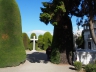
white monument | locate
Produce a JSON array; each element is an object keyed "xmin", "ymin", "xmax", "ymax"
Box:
[
  {"xmin": 74, "ymin": 21, "xmax": 96, "ymax": 65},
  {"xmin": 30, "ymin": 36, "xmax": 38, "ymax": 52}
]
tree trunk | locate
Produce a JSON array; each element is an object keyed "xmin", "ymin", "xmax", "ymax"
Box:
[
  {"xmin": 50, "ymin": 14, "xmax": 74, "ymax": 65},
  {"xmin": 88, "ymin": 1, "xmax": 96, "ymax": 45},
  {"xmin": 89, "ymin": 19, "xmax": 96, "ymax": 45}
]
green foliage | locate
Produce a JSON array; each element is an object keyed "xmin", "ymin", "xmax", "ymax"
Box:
[
  {"xmin": 28, "ymin": 43, "xmax": 32, "ymax": 50},
  {"xmin": 84, "ymin": 64, "xmax": 96, "ymax": 72},
  {"xmin": 30, "ymin": 33, "xmax": 37, "ymax": 39},
  {"xmin": 38, "ymin": 35, "xmax": 43, "ymax": 49},
  {"xmin": 40, "ymin": 1, "xmax": 66, "ymax": 25},
  {"xmin": 43, "ymin": 32, "xmax": 52, "ymax": 50},
  {"xmin": 0, "ymin": 0, "xmax": 26, "ymax": 67},
  {"xmin": 40, "ymin": 13, "xmax": 51, "ymax": 24},
  {"xmin": 22, "ymin": 33, "xmax": 30, "ymax": 50},
  {"xmin": 74, "ymin": 61, "xmax": 82, "ymax": 71},
  {"xmin": 53, "ymin": 21, "xmax": 57, "ymax": 25},
  {"xmin": 54, "ymin": 1, "xmax": 66, "ymax": 13},
  {"xmin": 50, "ymin": 48, "xmax": 60, "ymax": 64},
  {"xmin": 42, "ymin": 2, "xmax": 49, "ymax": 7},
  {"xmin": 76, "ymin": 36, "xmax": 84, "ymax": 48}
]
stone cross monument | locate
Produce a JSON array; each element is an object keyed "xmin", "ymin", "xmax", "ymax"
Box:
[{"xmin": 30, "ymin": 36, "xmax": 38, "ymax": 52}]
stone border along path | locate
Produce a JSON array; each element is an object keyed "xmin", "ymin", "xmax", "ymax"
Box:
[{"xmin": 0, "ymin": 50, "xmax": 76, "ymax": 72}]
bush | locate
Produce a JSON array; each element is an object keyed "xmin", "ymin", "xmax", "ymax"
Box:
[
  {"xmin": 84, "ymin": 64, "xmax": 96, "ymax": 72},
  {"xmin": 0, "ymin": 0, "xmax": 26, "ymax": 67},
  {"xmin": 74, "ymin": 61, "xmax": 82, "ymax": 71},
  {"xmin": 50, "ymin": 48, "xmax": 60, "ymax": 64}
]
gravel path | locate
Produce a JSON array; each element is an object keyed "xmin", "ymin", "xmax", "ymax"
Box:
[{"xmin": 0, "ymin": 51, "xmax": 76, "ymax": 72}]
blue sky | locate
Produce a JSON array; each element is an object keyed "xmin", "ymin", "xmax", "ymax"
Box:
[{"xmin": 16, "ymin": 0, "xmax": 82, "ymax": 37}]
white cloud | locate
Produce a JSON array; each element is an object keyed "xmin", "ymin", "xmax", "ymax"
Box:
[
  {"xmin": 28, "ymin": 30, "xmax": 53, "ymax": 37},
  {"xmin": 28, "ymin": 30, "xmax": 46, "ymax": 35}
]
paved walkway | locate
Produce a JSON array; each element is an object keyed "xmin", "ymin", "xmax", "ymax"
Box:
[{"xmin": 0, "ymin": 51, "xmax": 76, "ymax": 72}]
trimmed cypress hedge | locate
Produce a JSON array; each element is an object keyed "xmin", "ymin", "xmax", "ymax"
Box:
[
  {"xmin": 22, "ymin": 33, "xmax": 30, "ymax": 50},
  {"xmin": 38, "ymin": 35, "xmax": 43, "ymax": 49},
  {"xmin": 0, "ymin": 0, "xmax": 26, "ymax": 67},
  {"xmin": 43, "ymin": 32, "xmax": 52, "ymax": 50}
]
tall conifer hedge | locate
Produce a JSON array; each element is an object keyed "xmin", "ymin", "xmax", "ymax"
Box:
[
  {"xmin": 22, "ymin": 33, "xmax": 30, "ymax": 50},
  {"xmin": 43, "ymin": 32, "xmax": 52, "ymax": 50},
  {"xmin": 0, "ymin": 0, "xmax": 26, "ymax": 67}
]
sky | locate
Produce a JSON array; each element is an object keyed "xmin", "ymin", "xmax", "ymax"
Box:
[{"xmin": 16, "ymin": 0, "xmax": 83, "ymax": 38}]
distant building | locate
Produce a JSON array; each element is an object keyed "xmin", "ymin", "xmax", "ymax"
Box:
[
  {"xmin": 73, "ymin": 21, "xmax": 96, "ymax": 65},
  {"xmin": 82, "ymin": 21, "xmax": 96, "ymax": 50}
]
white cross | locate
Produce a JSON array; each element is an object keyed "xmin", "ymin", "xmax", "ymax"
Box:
[{"xmin": 30, "ymin": 36, "xmax": 38, "ymax": 52}]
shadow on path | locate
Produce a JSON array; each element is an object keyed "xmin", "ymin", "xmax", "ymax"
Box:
[
  {"xmin": 27, "ymin": 52, "xmax": 49, "ymax": 64},
  {"xmin": 69, "ymin": 67, "xmax": 76, "ymax": 70}
]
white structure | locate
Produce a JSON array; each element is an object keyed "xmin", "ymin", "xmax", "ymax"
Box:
[
  {"xmin": 30, "ymin": 36, "xmax": 38, "ymax": 52},
  {"xmin": 82, "ymin": 22, "xmax": 96, "ymax": 50},
  {"xmin": 75, "ymin": 49, "xmax": 96, "ymax": 65},
  {"xmin": 74, "ymin": 21, "xmax": 96, "ymax": 65}
]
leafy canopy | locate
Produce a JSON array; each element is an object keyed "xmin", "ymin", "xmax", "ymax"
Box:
[{"xmin": 40, "ymin": 0, "xmax": 66, "ymax": 25}]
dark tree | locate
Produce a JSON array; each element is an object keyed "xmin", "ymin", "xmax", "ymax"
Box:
[
  {"xmin": 40, "ymin": 0, "xmax": 96, "ymax": 64},
  {"xmin": 39, "ymin": 0, "xmax": 77, "ymax": 64}
]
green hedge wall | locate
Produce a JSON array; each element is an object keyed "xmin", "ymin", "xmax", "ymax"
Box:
[
  {"xmin": 0, "ymin": 0, "xmax": 26, "ymax": 67},
  {"xmin": 38, "ymin": 35, "xmax": 43, "ymax": 49},
  {"xmin": 22, "ymin": 33, "xmax": 30, "ymax": 50},
  {"xmin": 43, "ymin": 32, "xmax": 52, "ymax": 50}
]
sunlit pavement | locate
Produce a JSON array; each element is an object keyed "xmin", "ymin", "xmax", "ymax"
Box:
[{"xmin": 0, "ymin": 51, "xmax": 76, "ymax": 72}]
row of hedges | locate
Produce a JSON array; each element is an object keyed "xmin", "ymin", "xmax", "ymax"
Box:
[
  {"xmin": 22, "ymin": 32, "xmax": 53, "ymax": 51},
  {"xmin": 22, "ymin": 33, "xmax": 30, "ymax": 50}
]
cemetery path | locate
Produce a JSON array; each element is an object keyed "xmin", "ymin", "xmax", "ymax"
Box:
[{"xmin": 0, "ymin": 50, "xmax": 76, "ymax": 72}]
